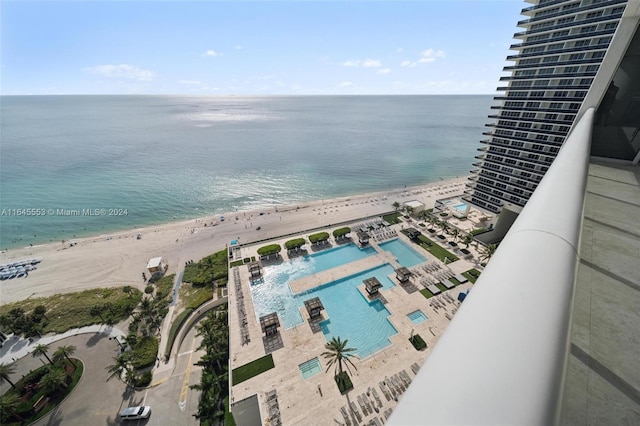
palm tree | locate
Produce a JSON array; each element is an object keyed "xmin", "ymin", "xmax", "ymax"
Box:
[
  {"xmin": 122, "ymin": 285, "xmax": 133, "ymax": 297},
  {"xmin": 106, "ymin": 353, "xmax": 131, "ymax": 383},
  {"xmin": 461, "ymin": 234, "xmax": 473, "ymax": 249},
  {"xmin": 32, "ymin": 343, "xmax": 53, "ymax": 365},
  {"xmin": 89, "ymin": 305, "xmax": 105, "ymax": 323},
  {"xmin": 405, "ymin": 205, "xmax": 415, "ymax": 217},
  {"xmin": 479, "ymin": 243, "xmax": 498, "ymax": 264},
  {"xmin": 418, "ymin": 210, "xmax": 430, "ymax": 223},
  {"xmin": 0, "ymin": 362, "xmax": 17, "ymax": 389},
  {"xmin": 0, "ymin": 393, "xmax": 24, "ymax": 421},
  {"xmin": 321, "ymin": 337, "xmax": 358, "ymax": 387},
  {"xmin": 53, "ymin": 345, "xmax": 77, "ymax": 367},
  {"xmin": 439, "ymin": 221, "xmax": 451, "ymax": 237},
  {"xmin": 451, "ymin": 228, "xmax": 460, "ymax": 243},
  {"xmin": 392, "ymin": 201, "xmax": 401, "ymax": 212},
  {"xmin": 40, "ymin": 367, "xmax": 68, "ymax": 395}
]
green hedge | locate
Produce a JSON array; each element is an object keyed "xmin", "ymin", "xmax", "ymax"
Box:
[
  {"xmin": 182, "ymin": 249, "xmax": 229, "ymax": 286},
  {"xmin": 332, "ymin": 227, "xmax": 351, "ymax": 238},
  {"xmin": 409, "ymin": 334, "xmax": 427, "ymax": 350},
  {"xmin": 130, "ymin": 336, "xmax": 159, "ymax": 369},
  {"xmin": 285, "ymin": 238, "xmax": 306, "ymax": 250},
  {"xmin": 229, "ymin": 259, "xmax": 243, "ymax": 268},
  {"xmin": 134, "ymin": 371, "xmax": 153, "ymax": 387},
  {"xmin": 470, "ymin": 228, "xmax": 488, "ymax": 236},
  {"xmin": 416, "ymin": 235, "xmax": 459, "ymax": 263},
  {"xmin": 164, "ymin": 308, "xmax": 194, "ymax": 358},
  {"xmin": 335, "ymin": 371, "xmax": 353, "ymax": 394},
  {"xmin": 308, "ymin": 232, "xmax": 330, "ymax": 243},
  {"xmin": 257, "ymin": 244, "xmax": 281, "ymax": 256},
  {"xmin": 462, "ymin": 269, "xmax": 481, "ymax": 283},
  {"xmin": 232, "ymin": 354, "xmax": 275, "ymax": 385}
]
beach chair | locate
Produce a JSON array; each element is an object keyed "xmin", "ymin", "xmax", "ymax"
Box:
[
  {"xmin": 371, "ymin": 387, "xmax": 383, "ymax": 408},
  {"xmin": 379, "ymin": 382, "xmax": 391, "ymax": 401},
  {"xmin": 340, "ymin": 406, "xmax": 352, "ymax": 426},
  {"xmin": 357, "ymin": 394, "xmax": 368, "ymax": 415},
  {"xmin": 350, "ymin": 402, "xmax": 362, "ymax": 422}
]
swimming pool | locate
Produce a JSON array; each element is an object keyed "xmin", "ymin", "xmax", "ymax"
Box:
[
  {"xmin": 452, "ymin": 203, "xmax": 468, "ymax": 212},
  {"xmin": 250, "ymin": 259, "xmax": 398, "ymax": 358},
  {"xmin": 299, "ymin": 357, "xmax": 322, "ymax": 379},
  {"xmin": 379, "ymin": 239, "xmax": 426, "ymax": 268},
  {"xmin": 407, "ymin": 310, "xmax": 427, "ymax": 324}
]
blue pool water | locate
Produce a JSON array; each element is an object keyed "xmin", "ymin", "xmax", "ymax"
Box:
[
  {"xmin": 453, "ymin": 203, "xmax": 468, "ymax": 212},
  {"xmin": 379, "ymin": 239, "xmax": 426, "ymax": 268},
  {"xmin": 407, "ymin": 310, "xmax": 427, "ymax": 324},
  {"xmin": 250, "ymin": 259, "xmax": 398, "ymax": 358},
  {"xmin": 299, "ymin": 357, "xmax": 322, "ymax": 379}
]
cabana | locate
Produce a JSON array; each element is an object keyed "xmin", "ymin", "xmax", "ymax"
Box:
[
  {"xmin": 395, "ymin": 267, "xmax": 413, "ymax": 283},
  {"xmin": 248, "ymin": 261, "xmax": 261, "ymax": 278},
  {"xmin": 259, "ymin": 313, "xmax": 280, "ymax": 336},
  {"xmin": 357, "ymin": 230, "xmax": 370, "ymax": 245},
  {"xmin": 304, "ymin": 297, "xmax": 324, "ymax": 320},
  {"xmin": 405, "ymin": 228, "xmax": 422, "ymax": 240},
  {"xmin": 364, "ymin": 277, "xmax": 383, "ymax": 295}
]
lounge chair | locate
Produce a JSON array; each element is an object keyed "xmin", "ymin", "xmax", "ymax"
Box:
[
  {"xmin": 371, "ymin": 387, "xmax": 383, "ymax": 408},
  {"xmin": 379, "ymin": 382, "xmax": 391, "ymax": 401},
  {"xmin": 340, "ymin": 406, "xmax": 352, "ymax": 426},
  {"xmin": 350, "ymin": 402, "xmax": 362, "ymax": 422},
  {"xmin": 357, "ymin": 394, "xmax": 368, "ymax": 415}
]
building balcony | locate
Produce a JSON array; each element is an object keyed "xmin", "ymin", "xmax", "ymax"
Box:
[
  {"xmin": 511, "ymin": 28, "xmax": 617, "ymax": 49},
  {"xmin": 506, "ymin": 43, "xmax": 611, "ymax": 60},
  {"xmin": 500, "ymin": 71, "xmax": 598, "ymax": 81},
  {"xmin": 513, "ymin": 13, "xmax": 622, "ymax": 37},
  {"xmin": 516, "ymin": 0, "xmax": 626, "ymax": 26}
]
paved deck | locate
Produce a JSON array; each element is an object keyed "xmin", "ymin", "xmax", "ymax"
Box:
[{"xmin": 228, "ymin": 221, "xmax": 480, "ymax": 425}]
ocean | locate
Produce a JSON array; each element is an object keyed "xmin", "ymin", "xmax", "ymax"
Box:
[{"xmin": 0, "ymin": 95, "xmax": 492, "ymax": 249}]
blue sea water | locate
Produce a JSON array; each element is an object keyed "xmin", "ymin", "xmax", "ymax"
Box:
[{"xmin": 0, "ymin": 95, "xmax": 491, "ymax": 248}]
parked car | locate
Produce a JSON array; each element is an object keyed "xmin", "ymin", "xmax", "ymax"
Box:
[{"xmin": 119, "ymin": 406, "xmax": 151, "ymax": 421}]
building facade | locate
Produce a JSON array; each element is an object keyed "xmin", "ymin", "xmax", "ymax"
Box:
[{"xmin": 465, "ymin": 0, "xmax": 628, "ymax": 217}]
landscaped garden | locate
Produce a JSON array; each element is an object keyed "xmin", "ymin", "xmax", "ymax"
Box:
[
  {"xmin": 0, "ymin": 349, "xmax": 82, "ymax": 425},
  {"xmin": 231, "ymin": 354, "xmax": 275, "ymax": 385}
]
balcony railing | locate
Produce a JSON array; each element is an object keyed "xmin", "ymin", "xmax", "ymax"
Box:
[{"xmin": 388, "ymin": 109, "xmax": 595, "ymax": 425}]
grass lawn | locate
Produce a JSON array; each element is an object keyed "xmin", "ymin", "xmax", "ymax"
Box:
[
  {"xmin": 232, "ymin": 354, "xmax": 275, "ymax": 385},
  {"xmin": 462, "ymin": 269, "xmax": 481, "ymax": 283},
  {"xmin": 182, "ymin": 249, "xmax": 229, "ymax": 286},
  {"xmin": 382, "ymin": 212, "xmax": 402, "ymax": 224},
  {"xmin": 154, "ymin": 274, "xmax": 175, "ymax": 301},
  {"xmin": 229, "ymin": 259, "xmax": 244, "ymax": 268},
  {"xmin": 415, "ymin": 235, "xmax": 459, "ymax": 263},
  {"xmin": 419, "ymin": 289, "xmax": 436, "ymax": 299},
  {"xmin": 179, "ymin": 283, "xmax": 213, "ymax": 309},
  {"xmin": 0, "ymin": 288, "xmax": 141, "ymax": 335}
]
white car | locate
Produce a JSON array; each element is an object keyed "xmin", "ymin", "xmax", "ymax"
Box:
[{"xmin": 119, "ymin": 406, "xmax": 151, "ymax": 421}]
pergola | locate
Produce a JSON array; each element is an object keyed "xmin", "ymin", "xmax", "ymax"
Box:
[
  {"xmin": 304, "ymin": 297, "xmax": 324, "ymax": 320},
  {"xmin": 357, "ymin": 230, "xmax": 370, "ymax": 245},
  {"xmin": 247, "ymin": 261, "xmax": 261, "ymax": 278},
  {"xmin": 395, "ymin": 267, "xmax": 413, "ymax": 283},
  {"xmin": 364, "ymin": 277, "xmax": 383, "ymax": 295},
  {"xmin": 405, "ymin": 227, "xmax": 422, "ymax": 240},
  {"xmin": 259, "ymin": 313, "xmax": 280, "ymax": 336}
]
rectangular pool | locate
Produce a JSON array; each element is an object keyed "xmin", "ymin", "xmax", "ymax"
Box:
[{"xmin": 379, "ymin": 239, "xmax": 426, "ymax": 268}]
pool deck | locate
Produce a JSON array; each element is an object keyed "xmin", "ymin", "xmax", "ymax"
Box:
[{"xmin": 229, "ymin": 222, "xmax": 481, "ymax": 425}]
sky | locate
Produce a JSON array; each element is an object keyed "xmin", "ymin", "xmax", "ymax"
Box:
[{"xmin": 1, "ymin": 1, "xmax": 525, "ymax": 95}]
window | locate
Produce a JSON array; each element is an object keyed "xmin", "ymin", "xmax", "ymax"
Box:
[
  {"xmin": 604, "ymin": 22, "xmax": 618, "ymax": 30},
  {"xmin": 547, "ymin": 43, "xmax": 564, "ymax": 51},
  {"xmin": 586, "ymin": 65, "xmax": 599, "ymax": 72},
  {"xmin": 557, "ymin": 17, "xmax": 575, "ymax": 24},
  {"xmin": 591, "ymin": 51, "xmax": 605, "ymax": 59},
  {"xmin": 564, "ymin": 66, "xmax": 579, "ymax": 73},
  {"xmin": 598, "ymin": 36, "xmax": 612, "ymax": 45},
  {"xmin": 554, "ymin": 91, "xmax": 568, "ymax": 97},
  {"xmin": 531, "ymin": 91, "xmax": 545, "ymax": 97},
  {"xmin": 574, "ymin": 40, "xmax": 591, "ymax": 47},
  {"xmin": 545, "ymin": 113, "xmax": 558, "ymax": 120},
  {"xmin": 569, "ymin": 53, "xmax": 585, "ymax": 60},
  {"xmin": 580, "ymin": 25, "xmax": 597, "ymax": 34},
  {"xmin": 550, "ymin": 102, "xmax": 563, "ymax": 109},
  {"xmin": 586, "ymin": 11, "xmax": 603, "ymax": 19},
  {"xmin": 543, "ymin": 55, "xmax": 560, "ymax": 63},
  {"xmin": 611, "ymin": 6, "xmax": 625, "ymax": 15},
  {"xmin": 522, "ymin": 112, "xmax": 536, "ymax": 118},
  {"xmin": 552, "ymin": 30, "xmax": 570, "ymax": 38}
]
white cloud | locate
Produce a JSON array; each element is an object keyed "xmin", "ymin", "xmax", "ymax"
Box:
[
  {"xmin": 418, "ymin": 57, "xmax": 436, "ymax": 64},
  {"xmin": 342, "ymin": 59, "xmax": 382, "ymax": 68},
  {"xmin": 362, "ymin": 59, "xmax": 382, "ymax": 68},
  {"xmin": 202, "ymin": 50, "xmax": 219, "ymax": 57},
  {"xmin": 342, "ymin": 60, "xmax": 361, "ymax": 67},
  {"xmin": 179, "ymin": 80, "xmax": 201, "ymax": 85},
  {"xmin": 339, "ymin": 81, "xmax": 353, "ymax": 88},
  {"xmin": 84, "ymin": 64, "xmax": 155, "ymax": 81},
  {"xmin": 377, "ymin": 68, "xmax": 391, "ymax": 75},
  {"xmin": 400, "ymin": 60, "xmax": 416, "ymax": 68},
  {"xmin": 397, "ymin": 48, "xmax": 404, "ymax": 53},
  {"xmin": 420, "ymin": 48, "xmax": 446, "ymax": 60}
]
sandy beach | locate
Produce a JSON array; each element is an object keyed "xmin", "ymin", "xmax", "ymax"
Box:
[{"xmin": 0, "ymin": 177, "xmax": 468, "ymax": 305}]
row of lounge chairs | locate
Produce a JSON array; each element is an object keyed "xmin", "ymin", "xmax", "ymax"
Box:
[
  {"xmin": 234, "ymin": 268, "xmax": 250, "ymax": 345},
  {"xmin": 372, "ymin": 229, "xmax": 397, "ymax": 242},
  {"xmin": 265, "ymin": 390, "xmax": 281, "ymax": 426}
]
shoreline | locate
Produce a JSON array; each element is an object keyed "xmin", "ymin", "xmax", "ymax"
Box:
[{"xmin": 0, "ymin": 176, "xmax": 469, "ymax": 305}]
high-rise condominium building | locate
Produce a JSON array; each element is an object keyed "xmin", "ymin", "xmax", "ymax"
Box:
[{"xmin": 465, "ymin": 0, "xmax": 638, "ymax": 240}]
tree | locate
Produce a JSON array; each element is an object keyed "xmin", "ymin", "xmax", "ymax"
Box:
[
  {"xmin": 461, "ymin": 234, "xmax": 473, "ymax": 249},
  {"xmin": 40, "ymin": 367, "xmax": 68, "ymax": 395},
  {"xmin": 0, "ymin": 393, "xmax": 24, "ymax": 422},
  {"xmin": 405, "ymin": 205, "xmax": 415, "ymax": 217},
  {"xmin": 53, "ymin": 345, "xmax": 77, "ymax": 367},
  {"xmin": 321, "ymin": 336, "xmax": 358, "ymax": 382},
  {"xmin": 479, "ymin": 243, "xmax": 498, "ymax": 263},
  {"xmin": 122, "ymin": 286, "xmax": 133, "ymax": 297},
  {"xmin": 32, "ymin": 343, "xmax": 54, "ymax": 365},
  {"xmin": 451, "ymin": 228, "xmax": 460, "ymax": 242},
  {"xmin": 440, "ymin": 221, "xmax": 451, "ymax": 236},
  {"xmin": 392, "ymin": 201, "xmax": 401, "ymax": 212},
  {"xmin": 418, "ymin": 210, "xmax": 430, "ymax": 223},
  {"xmin": 0, "ymin": 314, "xmax": 16, "ymax": 335},
  {"xmin": 0, "ymin": 362, "xmax": 17, "ymax": 389},
  {"xmin": 89, "ymin": 305, "xmax": 105, "ymax": 323},
  {"xmin": 106, "ymin": 353, "xmax": 132, "ymax": 383}
]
